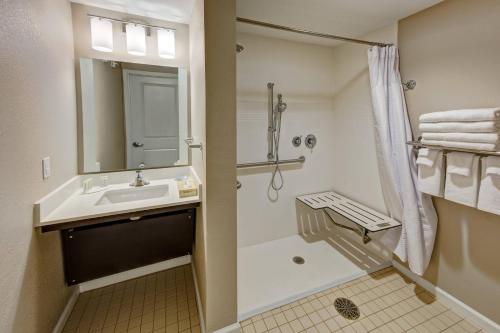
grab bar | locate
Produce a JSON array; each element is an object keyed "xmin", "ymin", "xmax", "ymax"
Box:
[{"xmin": 237, "ymin": 156, "xmax": 305, "ymax": 169}]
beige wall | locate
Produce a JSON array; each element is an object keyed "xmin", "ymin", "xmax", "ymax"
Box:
[
  {"xmin": 0, "ymin": 0, "xmax": 78, "ymax": 332},
  {"xmin": 191, "ymin": 0, "xmax": 238, "ymax": 331},
  {"xmin": 190, "ymin": 0, "xmax": 208, "ymax": 325},
  {"xmin": 399, "ymin": 0, "xmax": 500, "ymax": 323}
]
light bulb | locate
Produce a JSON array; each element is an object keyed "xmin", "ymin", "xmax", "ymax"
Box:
[
  {"xmin": 126, "ymin": 23, "xmax": 146, "ymax": 56},
  {"xmin": 90, "ymin": 17, "xmax": 113, "ymax": 52},
  {"xmin": 157, "ymin": 28, "xmax": 175, "ymax": 59}
]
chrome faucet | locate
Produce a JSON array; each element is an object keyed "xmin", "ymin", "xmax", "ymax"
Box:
[{"xmin": 130, "ymin": 170, "xmax": 149, "ymax": 187}]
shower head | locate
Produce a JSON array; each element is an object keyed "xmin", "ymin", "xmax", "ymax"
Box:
[
  {"xmin": 236, "ymin": 43, "xmax": 244, "ymax": 53},
  {"xmin": 276, "ymin": 94, "xmax": 287, "ymax": 112}
]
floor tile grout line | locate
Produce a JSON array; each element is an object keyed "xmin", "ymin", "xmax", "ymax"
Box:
[
  {"xmin": 438, "ymin": 319, "xmax": 482, "ymax": 333},
  {"xmin": 365, "ymin": 299, "xmax": 449, "ymax": 333},
  {"xmin": 402, "ymin": 308, "xmax": 455, "ymax": 332},
  {"xmin": 319, "ymin": 286, "xmax": 429, "ymax": 332},
  {"xmin": 245, "ymin": 269, "xmax": 426, "ymax": 330},
  {"xmin": 259, "ymin": 280, "xmax": 429, "ymax": 333}
]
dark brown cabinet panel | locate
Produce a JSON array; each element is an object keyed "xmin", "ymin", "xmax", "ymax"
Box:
[{"xmin": 61, "ymin": 209, "xmax": 195, "ymax": 285}]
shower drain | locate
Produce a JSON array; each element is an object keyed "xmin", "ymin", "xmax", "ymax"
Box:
[
  {"xmin": 292, "ymin": 256, "xmax": 305, "ymax": 264},
  {"xmin": 334, "ymin": 298, "xmax": 360, "ymax": 320}
]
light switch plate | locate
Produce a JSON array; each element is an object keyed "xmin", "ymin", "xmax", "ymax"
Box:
[{"xmin": 42, "ymin": 157, "xmax": 51, "ymax": 179}]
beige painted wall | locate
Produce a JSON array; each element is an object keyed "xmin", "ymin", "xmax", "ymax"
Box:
[
  {"xmin": 190, "ymin": 0, "xmax": 208, "ymax": 325},
  {"xmin": 399, "ymin": 0, "xmax": 500, "ymax": 323},
  {"xmin": 0, "ymin": 0, "xmax": 78, "ymax": 332},
  {"xmin": 191, "ymin": 0, "xmax": 238, "ymax": 331}
]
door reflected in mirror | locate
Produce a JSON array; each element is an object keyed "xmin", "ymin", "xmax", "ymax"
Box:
[{"xmin": 78, "ymin": 58, "xmax": 188, "ymax": 173}]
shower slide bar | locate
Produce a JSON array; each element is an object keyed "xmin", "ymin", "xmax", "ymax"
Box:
[
  {"xmin": 237, "ymin": 156, "xmax": 305, "ymax": 169},
  {"xmin": 297, "ymin": 191, "xmax": 401, "ymax": 244}
]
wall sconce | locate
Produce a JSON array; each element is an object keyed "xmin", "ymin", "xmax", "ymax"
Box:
[
  {"xmin": 125, "ymin": 23, "xmax": 146, "ymax": 56},
  {"xmin": 90, "ymin": 17, "xmax": 113, "ymax": 52},
  {"xmin": 157, "ymin": 28, "xmax": 175, "ymax": 59}
]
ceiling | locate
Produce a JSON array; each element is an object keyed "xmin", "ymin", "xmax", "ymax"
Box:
[
  {"xmin": 70, "ymin": 0, "xmax": 196, "ymax": 23},
  {"xmin": 237, "ymin": 0, "xmax": 443, "ymax": 46}
]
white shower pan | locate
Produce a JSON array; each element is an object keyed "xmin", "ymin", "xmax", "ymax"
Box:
[{"xmin": 238, "ymin": 232, "xmax": 391, "ymax": 320}]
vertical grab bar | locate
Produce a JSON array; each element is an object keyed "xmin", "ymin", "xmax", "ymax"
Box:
[{"xmin": 267, "ymin": 82, "xmax": 274, "ymax": 160}]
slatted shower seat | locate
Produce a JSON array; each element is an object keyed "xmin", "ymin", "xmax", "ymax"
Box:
[{"xmin": 296, "ymin": 191, "xmax": 401, "ymax": 244}]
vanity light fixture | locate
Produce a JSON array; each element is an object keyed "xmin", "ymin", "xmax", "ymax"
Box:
[
  {"xmin": 90, "ymin": 17, "xmax": 113, "ymax": 52},
  {"xmin": 157, "ymin": 28, "xmax": 175, "ymax": 59},
  {"xmin": 88, "ymin": 15, "xmax": 176, "ymax": 58},
  {"xmin": 126, "ymin": 23, "xmax": 146, "ymax": 56}
]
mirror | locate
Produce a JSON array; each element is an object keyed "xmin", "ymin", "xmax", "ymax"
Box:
[{"xmin": 77, "ymin": 58, "xmax": 189, "ymax": 173}]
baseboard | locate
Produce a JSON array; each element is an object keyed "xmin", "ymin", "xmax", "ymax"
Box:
[
  {"xmin": 79, "ymin": 255, "xmax": 191, "ymax": 292},
  {"xmin": 212, "ymin": 322, "xmax": 241, "ymax": 333},
  {"xmin": 392, "ymin": 260, "xmax": 500, "ymax": 333},
  {"xmin": 52, "ymin": 287, "xmax": 79, "ymax": 333},
  {"xmin": 238, "ymin": 260, "xmax": 392, "ymax": 321},
  {"xmin": 191, "ymin": 260, "xmax": 206, "ymax": 333}
]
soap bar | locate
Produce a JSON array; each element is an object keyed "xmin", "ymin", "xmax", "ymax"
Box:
[{"xmin": 177, "ymin": 178, "xmax": 198, "ymax": 198}]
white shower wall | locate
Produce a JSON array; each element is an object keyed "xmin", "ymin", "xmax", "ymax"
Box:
[{"xmin": 237, "ymin": 26, "xmax": 397, "ymax": 247}]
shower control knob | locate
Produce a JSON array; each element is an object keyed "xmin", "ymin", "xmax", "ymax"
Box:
[
  {"xmin": 305, "ymin": 134, "xmax": 317, "ymax": 149},
  {"xmin": 292, "ymin": 135, "xmax": 302, "ymax": 147}
]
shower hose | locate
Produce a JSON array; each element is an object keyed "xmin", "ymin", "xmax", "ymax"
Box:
[{"xmin": 271, "ymin": 106, "xmax": 284, "ymax": 191}]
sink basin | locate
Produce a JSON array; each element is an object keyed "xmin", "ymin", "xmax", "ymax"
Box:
[{"xmin": 95, "ymin": 184, "xmax": 170, "ymax": 206}]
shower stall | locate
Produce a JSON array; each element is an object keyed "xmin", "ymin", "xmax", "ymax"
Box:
[{"xmin": 236, "ymin": 17, "xmax": 399, "ymax": 320}]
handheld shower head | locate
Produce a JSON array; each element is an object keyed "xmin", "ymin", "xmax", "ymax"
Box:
[{"xmin": 276, "ymin": 94, "xmax": 287, "ymax": 112}]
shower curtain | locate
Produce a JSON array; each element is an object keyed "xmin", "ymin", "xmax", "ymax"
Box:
[{"xmin": 367, "ymin": 46, "xmax": 437, "ymax": 275}]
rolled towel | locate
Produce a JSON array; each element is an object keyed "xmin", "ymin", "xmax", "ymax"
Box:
[
  {"xmin": 421, "ymin": 139, "xmax": 498, "ymax": 152},
  {"xmin": 420, "ymin": 108, "xmax": 500, "ymax": 123},
  {"xmin": 477, "ymin": 156, "xmax": 500, "ymax": 215},
  {"xmin": 444, "ymin": 152, "xmax": 480, "ymax": 207},
  {"xmin": 421, "ymin": 132, "xmax": 499, "ymax": 144},
  {"xmin": 419, "ymin": 121, "xmax": 500, "ymax": 133}
]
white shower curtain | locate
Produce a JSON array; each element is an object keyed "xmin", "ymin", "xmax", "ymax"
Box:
[{"xmin": 367, "ymin": 46, "xmax": 437, "ymax": 275}]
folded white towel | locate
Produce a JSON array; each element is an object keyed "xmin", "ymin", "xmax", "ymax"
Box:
[
  {"xmin": 421, "ymin": 139, "xmax": 498, "ymax": 152},
  {"xmin": 420, "ymin": 108, "xmax": 500, "ymax": 123},
  {"xmin": 417, "ymin": 149, "xmax": 444, "ymax": 197},
  {"xmin": 477, "ymin": 156, "xmax": 500, "ymax": 215},
  {"xmin": 419, "ymin": 121, "xmax": 500, "ymax": 133},
  {"xmin": 446, "ymin": 152, "xmax": 474, "ymax": 176},
  {"xmin": 416, "ymin": 148, "xmax": 439, "ymax": 167},
  {"xmin": 422, "ymin": 132, "xmax": 499, "ymax": 144},
  {"xmin": 444, "ymin": 153, "xmax": 480, "ymax": 207}
]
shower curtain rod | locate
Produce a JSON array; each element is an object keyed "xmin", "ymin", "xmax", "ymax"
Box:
[{"xmin": 236, "ymin": 17, "xmax": 392, "ymax": 47}]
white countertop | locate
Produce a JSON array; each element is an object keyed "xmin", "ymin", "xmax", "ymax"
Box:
[{"xmin": 35, "ymin": 167, "xmax": 202, "ymax": 228}]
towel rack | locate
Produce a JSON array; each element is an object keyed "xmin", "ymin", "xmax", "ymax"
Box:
[
  {"xmin": 407, "ymin": 140, "xmax": 500, "ymax": 157},
  {"xmin": 237, "ymin": 156, "xmax": 305, "ymax": 169}
]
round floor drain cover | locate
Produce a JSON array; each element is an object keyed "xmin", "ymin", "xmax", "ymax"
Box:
[
  {"xmin": 334, "ymin": 298, "xmax": 360, "ymax": 320},
  {"xmin": 292, "ymin": 256, "xmax": 305, "ymax": 264}
]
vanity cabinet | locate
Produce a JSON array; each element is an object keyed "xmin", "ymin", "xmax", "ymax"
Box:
[{"xmin": 61, "ymin": 208, "xmax": 195, "ymax": 285}]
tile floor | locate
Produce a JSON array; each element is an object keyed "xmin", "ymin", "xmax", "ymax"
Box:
[
  {"xmin": 240, "ymin": 267, "xmax": 482, "ymax": 333},
  {"xmin": 62, "ymin": 265, "xmax": 200, "ymax": 333}
]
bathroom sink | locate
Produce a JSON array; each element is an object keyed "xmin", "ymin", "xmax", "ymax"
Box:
[{"xmin": 95, "ymin": 184, "xmax": 170, "ymax": 206}]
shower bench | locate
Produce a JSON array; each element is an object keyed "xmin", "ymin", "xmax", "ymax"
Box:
[{"xmin": 296, "ymin": 191, "xmax": 401, "ymax": 244}]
